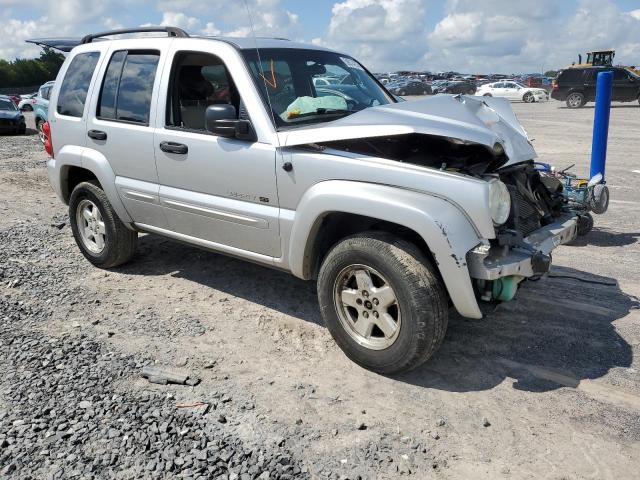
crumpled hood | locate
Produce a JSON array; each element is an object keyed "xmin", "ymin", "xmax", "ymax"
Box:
[{"xmin": 279, "ymin": 95, "xmax": 537, "ymax": 165}]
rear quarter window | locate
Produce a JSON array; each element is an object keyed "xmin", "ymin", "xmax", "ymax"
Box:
[
  {"xmin": 97, "ymin": 50, "xmax": 159, "ymax": 124},
  {"xmin": 56, "ymin": 52, "xmax": 100, "ymax": 117},
  {"xmin": 557, "ymin": 69, "xmax": 584, "ymax": 84}
]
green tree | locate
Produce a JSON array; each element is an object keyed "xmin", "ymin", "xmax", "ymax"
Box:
[
  {"xmin": 0, "ymin": 47, "xmax": 65, "ymax": 88},
  {"xmin": 544, "ymin": 70, "xmax": 558, "ymax": 78}
]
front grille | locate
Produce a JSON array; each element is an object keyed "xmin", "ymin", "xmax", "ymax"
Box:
[{"xmin": 510, "ymin": 189, "xmax": 542, "ymax": 237}]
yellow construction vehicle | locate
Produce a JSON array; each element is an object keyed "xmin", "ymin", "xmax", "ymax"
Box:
[{"xmin": 571, "ymin": 50, "xmax": 640, "ymax": 75}]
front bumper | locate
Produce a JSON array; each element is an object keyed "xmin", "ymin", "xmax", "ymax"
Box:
[
  {"xmin": 466, "ymin": 214, "xmax": 578, "ymax": 280},
  {"xmin": 530, "ymin": 91, "xmax": 548, "ymax": 102}
]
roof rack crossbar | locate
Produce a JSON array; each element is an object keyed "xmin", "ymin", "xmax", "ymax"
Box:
[{"xmin": 80, "ymin": 26, "xmax": 189, "ymax": 44}]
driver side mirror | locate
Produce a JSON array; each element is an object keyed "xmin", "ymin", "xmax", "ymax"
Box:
[{"xmin": 205, "ymin": 104, "xmax": 256, "ymax": 142}]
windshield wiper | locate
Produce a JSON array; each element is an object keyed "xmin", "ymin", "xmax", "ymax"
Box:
[{"xmin": 290, "ymin": 108, "xmax": 353, "ymax": 119}]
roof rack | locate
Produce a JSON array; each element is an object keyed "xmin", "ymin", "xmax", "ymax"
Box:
[{"xmin": 80, "ymin": 26, "xmax": 189, "ymax": 45}]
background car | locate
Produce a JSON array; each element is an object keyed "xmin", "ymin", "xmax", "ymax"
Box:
[
  {"xmin": 34, "ymin": 81, "xmax": 55, "ymax": 142},
  {"xmin": 476, "ymin": 81, "xmax": 548, "ymax": 102},
  {"xmin": 435, "ymin": 80, "xmax": 476, "ymax": 95},
  {"xmin": 0, "ymin": 95, "xmax": 27, "ymax": 135},
  {"xmin": 18, "ymin": 93, "xmax": 37, "ymax": 111},
  {"xmin": 551, "ymin": 66, "xmax": 640, "ymax": 108},
  {"xmin": 386, "ymin": 80, "xmax": 431, "ymax": 96}
]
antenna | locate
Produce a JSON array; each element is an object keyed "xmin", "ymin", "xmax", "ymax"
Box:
[{"xmin": 242, "ymin": 0, "xmax": 280, "ymax": 134}]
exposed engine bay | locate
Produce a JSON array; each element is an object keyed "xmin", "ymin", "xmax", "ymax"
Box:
[
  {"xmin": 316, "ymin": 134, "xmax": 604, "ymax": 249},
  {"xmin": 318, "ymin": 133, "xmax": 509, "ymax": 177}
]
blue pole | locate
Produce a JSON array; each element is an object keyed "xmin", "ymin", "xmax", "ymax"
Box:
[{"xmin": 590, "ymin": 71, "xmax": 613, "ymax": 181}]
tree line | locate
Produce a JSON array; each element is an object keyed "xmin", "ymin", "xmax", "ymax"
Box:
[{"xmin": 0, "ymin": 48, "xmax": 65, "ymax": 89}]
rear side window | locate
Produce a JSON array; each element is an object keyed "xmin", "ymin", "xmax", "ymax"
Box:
[
  {"xmin": 41, "ymin": 86, "xmax": 52, "ymax": 100},
  {"xmin": 57, "ymin": 52, "xmax": 100, "ymax": 117},
  {"xmin": 97, "ymin": 50, "xmax": 159, "ymax": 124},
  {"xmin": 557, "ymin": 69, "xmax": 583, "ymax": 83},
  {"xmin": 613, "ymin": 69, "xmax": 630, "ymax": 81}
]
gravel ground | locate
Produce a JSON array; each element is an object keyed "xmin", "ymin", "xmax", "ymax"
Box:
[{"xmin": 1, "ymin": 103, "xmax": 639, "ymax": 479}]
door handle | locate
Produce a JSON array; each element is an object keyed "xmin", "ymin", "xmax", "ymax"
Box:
[
  {"xmin": 160, "ymin": 141, "xmax": 188, "ymax": 155},
  {"xmin": 87, "ymin": 129, "xmax": 107, "ymax": 141}
]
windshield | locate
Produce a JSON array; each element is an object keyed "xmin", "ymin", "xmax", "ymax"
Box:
[
  {"xmin": 0, "ymin": 99, "xmax": 16, "ymax": 111},
  {"xmin": 242, "ymin": 48, "xmax": 394, "ymax": 128}
]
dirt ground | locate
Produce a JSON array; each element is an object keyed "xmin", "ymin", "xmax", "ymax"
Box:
[{"xmin": 1, "ymin": 99, "xmax": 639, "ymax": 479}]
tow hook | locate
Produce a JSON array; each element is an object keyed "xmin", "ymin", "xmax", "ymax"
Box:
[{"xmin": 531, "ymin": 251, "xmax": 551, "ymax": 275}]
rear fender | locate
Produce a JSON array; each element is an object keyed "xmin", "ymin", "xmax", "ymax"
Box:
[
  {"xmin": 289, "ymin": 180, "xmax": 483, "ymax": 319},
  {"xmin": 80, "ymin": 148, "xmax": 133, "ymax": 224}
]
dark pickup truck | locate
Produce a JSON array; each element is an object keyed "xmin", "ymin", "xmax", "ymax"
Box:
[{"xmin": 551, "ymin": 66, "xmax": 640, "ymax": 108}]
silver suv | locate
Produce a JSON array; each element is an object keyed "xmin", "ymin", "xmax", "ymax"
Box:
[{"xmin": 37, "ymin": 27, "xmax": 585, "ymax": 373}]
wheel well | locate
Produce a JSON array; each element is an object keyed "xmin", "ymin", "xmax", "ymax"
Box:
[
  {"xmin": 304, "ymin": 212, "xmax": 436, "ymax": 280},
  {"xmin": 62, "ymin": 166, "xmax": 101, "ymax": 203}
]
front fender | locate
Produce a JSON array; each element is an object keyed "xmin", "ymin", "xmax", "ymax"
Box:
[{"xmin": 289, "ymin": 180, "xmax": 483, "ymax": 319}]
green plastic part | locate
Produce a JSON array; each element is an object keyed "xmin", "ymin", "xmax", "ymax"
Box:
[{"xmin": 492, "ymin": 276, "xmax": 521, "ymax": 302}]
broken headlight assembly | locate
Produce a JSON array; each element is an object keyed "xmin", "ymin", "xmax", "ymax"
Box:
[{"xmin": 487, "ymin": 178, "xmax": 511, "ymax": 225}]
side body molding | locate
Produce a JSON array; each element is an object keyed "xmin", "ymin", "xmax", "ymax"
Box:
[{"xmin": 287, "ymin": 180, "xmax": 483, "ymax": 319}]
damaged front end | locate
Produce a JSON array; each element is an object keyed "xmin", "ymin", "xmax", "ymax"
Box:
[{"xmin": 282, "ymin": 94, "xmax": 605, "ymax": 306}]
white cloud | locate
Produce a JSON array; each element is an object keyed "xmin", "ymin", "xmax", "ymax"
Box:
[
  {"xmin": 424, "ymin": 0, "xmax": 640, "ymax": 73},
  {"xmin": 2, "ymin": 0, "xmax": 640, "ymax": 76},
  {"xmin": 320, "ymin": 0, "xmax": 430, "ymax": 71},
  {"xmin": 158, "ymin": 11, "xmax": 201, "ymax": 31}
]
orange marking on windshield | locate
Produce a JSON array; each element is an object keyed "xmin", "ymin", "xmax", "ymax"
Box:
[{"xmin": 260, "ymin": 59, "xmax": 277, "ymax": 89}]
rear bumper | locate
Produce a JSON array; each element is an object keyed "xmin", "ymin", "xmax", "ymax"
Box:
[
  {"xmin": 466, "ymin": 214, "xmax": 578, "ymax": 280},
  {"xmin": 0, "ymin": 124, "xmax": 23, "ymax": 134},
  {"xmin": 550, "ymin": 91, "xmax": 564, "ymax": 101}
]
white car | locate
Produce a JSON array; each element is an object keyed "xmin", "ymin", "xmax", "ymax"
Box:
[
  {"xmin": 18, "ymin": 93, "xmax": 37, "ymax": 111},
  {"xmin": 476, "ymin": 81, "xmax": 548, "ymax": 103}
]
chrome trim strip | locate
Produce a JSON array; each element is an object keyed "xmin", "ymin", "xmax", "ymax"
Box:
[
  {"xmin": 122, "ymin": 190, "xmax": 157, "ymax": 203},
  {"xmin": 161, "ymin": 198, "xmax": 268, "ymax": 229}
]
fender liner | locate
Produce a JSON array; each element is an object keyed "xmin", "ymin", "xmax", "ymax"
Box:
[{"xmin": 288, "ymin": 180, "xmax": 483, "ymax": 319}]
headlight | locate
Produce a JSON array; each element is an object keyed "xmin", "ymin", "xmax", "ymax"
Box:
[{"xmin": 488, "ymin": 179, "xmax": 511, "ymax": 225}]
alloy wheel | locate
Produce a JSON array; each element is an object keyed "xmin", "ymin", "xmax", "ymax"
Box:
[
  {"xmin": 76, "ymin": 199, "xmax": 106, "ymax": 254},
  {"xmin": 567, "ymin": 93, "xmax": 583, "ymax": 108},
  {"xmin": 333, "ymin": 264, "xmax": 401, "ymax": 350}
]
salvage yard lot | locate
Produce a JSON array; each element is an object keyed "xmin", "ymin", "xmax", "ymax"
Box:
[{"xmin": 1, "ymin": 100, "xmax": 639, "ymax": 478}]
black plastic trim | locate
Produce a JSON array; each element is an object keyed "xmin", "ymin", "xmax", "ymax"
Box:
[{"xmin": 81, "ymin": 26, "xmax": 188, "ymax": 45}]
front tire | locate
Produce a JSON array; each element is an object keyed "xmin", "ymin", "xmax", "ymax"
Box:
[
  {"xmin": 483, "ymin": 93, "xmax": 492, "ymax": 97},
  {"xmin": 523, "ymin": 92, "xmax": 535, "ymax": 103},
  {"xmin": 69, "ymin": 181, "xmax": 137, "ymax": 268},
  {"xmin": 317, "ymin": 232, "xmax": 448, "ymax": 374},
  {"xmin": 576, "ymin": 213, "xmax": 594, "ymax": 236}
]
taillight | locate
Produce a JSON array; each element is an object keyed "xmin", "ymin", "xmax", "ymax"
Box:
[{"xmin": 43, "ymin": 121, "xmax": 53, "ymax": 157}]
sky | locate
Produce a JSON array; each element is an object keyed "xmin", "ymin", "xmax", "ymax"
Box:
[{"xmin": 1, "ymin": 0, "xmax": 640, "ymax": 74}]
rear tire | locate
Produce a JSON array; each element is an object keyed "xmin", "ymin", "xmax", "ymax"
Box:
[
  {"xmin": 69, "ymin": 181, "xmax": 137, "ymax": 268},
  {"xmin": 36, "ymin": 119, "xmax": 46, "ymax": 144},
  {"xmin": 566, "ymin": 92, "xmax": 585, "ymax": 108},
  {"xmin": 317, "ymin": 232, "xmax": 448, "ymax": 374}
]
